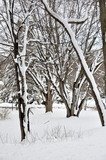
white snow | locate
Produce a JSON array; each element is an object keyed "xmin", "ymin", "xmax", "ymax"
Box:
[
  {"xmin": 0, "ymin": 81, "xmax": 4, "ymax": 86},
  {"xmin": 68, "ymin": 12, "xmax": 88, "ymax": 23},
  {"xmin": 0, "ymin": 103, "xmax": 106, "ymax": 160},
  {"xmin": 0, "ymin": 103, "xmax": 15, "ymax": 108}
]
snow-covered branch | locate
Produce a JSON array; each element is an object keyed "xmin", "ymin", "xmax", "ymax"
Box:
[
  {"xmin": 0, "ymin": 42, "xmax": 13, "ymax": 47},
  {"xmin": 68, "ymin": 14, "xmax": 88, "ymax": 24}
]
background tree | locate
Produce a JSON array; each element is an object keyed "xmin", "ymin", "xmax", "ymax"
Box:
[{"xmin": 41, "ymin": 0, "xmax": 106, "ymax": 126}]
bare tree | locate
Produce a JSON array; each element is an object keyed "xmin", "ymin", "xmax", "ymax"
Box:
[
  {"xmin": 41, "ymin": 0, "xmax": 106, "ymax": 126},
  {"xmin": 0, "ymin": 0, "xmax": 36, "ymax": 141},
  {"xmin": 70, "ymin": 1, "xmax": 101, "ymax": 116}
]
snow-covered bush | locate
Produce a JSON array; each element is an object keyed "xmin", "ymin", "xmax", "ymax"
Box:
[
  {"xmin": 28, "ymin": 126, "xmax": 83, "ymax": 143},
  {"xmin": 43, "ymin": 126, "xmax": 83, "ymax": 142},
  {"xmin": 0, "ymin": 109, "xmax": 10, "ymax": 120}
]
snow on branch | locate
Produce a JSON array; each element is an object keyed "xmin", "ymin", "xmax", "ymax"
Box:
[
  {"xmin": 27, "ymin": 39, "xmax": 52, "ymax": 45},
  {"xmin": 91, "ymin": 51, "xmax": 103, "ymax": 73},
  {"xmin": 68, "ymin": 14, "xmax": 88, "ymax": 24},
  {"xmin": 0, "ymin": 42, "xmax": 13, "ymax": 47}
]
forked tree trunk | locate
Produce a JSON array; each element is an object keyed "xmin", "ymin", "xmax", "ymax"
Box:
[
  {"xmin": 58, "ymin": 79, "xmax": 73, "ymax": 117},
  {"xmin": 66, "ymin": 103, "xmax": 73, "ymax": 117},
  {"xmin": 5, "ymin": 0, "xmax": 29, "ymax": 141},
  {"xmin": 71, "ymin": 68, "xmax": 84, "ymax": 112}
]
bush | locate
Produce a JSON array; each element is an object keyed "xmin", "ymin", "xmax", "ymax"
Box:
[
  {"xmin": 28, "ymin": 126, "xmax": 83, "ymax": 143},
  {"xmin": 0, "ymin": 108, "xmax": 10, "ymax": 120}
]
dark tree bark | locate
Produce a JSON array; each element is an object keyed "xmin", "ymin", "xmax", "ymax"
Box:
[
  {"xmin": 71, "ymin": 70, "xmax": 84, "ymax": 115},
  {"xmin": 59, "ymin": 79, "xmax": 72, "ymax": 117},
  {"xmin": 45, "ymin": 80, "xmax": 53, "ymax": 112},
  {"xmin": 99, "ymin": 0, "xmax": 106, "ymax": 95},
  {"xmin": 14, "ymin": 40, "xmax": 26, "ymax": 141},
  {"xmin": 4, "ymin": 1, "xmax": 27, "ymax": 141},
  {"xmin": 76, "ymin": 98, "xmax": 86, "ymax": 117}
]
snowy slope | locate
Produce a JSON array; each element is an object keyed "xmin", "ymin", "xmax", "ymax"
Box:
[{"xmin": 0, "ymin": 107, "xmax": 106, "ymax": 160}]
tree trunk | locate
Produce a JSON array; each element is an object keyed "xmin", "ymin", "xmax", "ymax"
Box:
[
  {"xmin": 66, "ymin": 104, "xmax": 72, "ymax": 118},
  {"xmin": 99, "ymin": 0, "xmax": 106, "ymax": 95},
  {"xmin": 27, "ymin": 108, "xmax": 30, "ymax": 132},
  {"xmin": 71, "ymin": 81, "xmax": 79, "ymax": 116},
  {"xmin": 59, "ymin": 79, "xmax": 73, "ymax": 117},
  {"xmin": 45, "ymin": 80, "xmax": 53, "ymax": 112},
  {"xmin": 14, "ymin": 41, "xmax": 26, "ymax": 141},
  {"xmin": 76, "ymin": 98, "xmax": 86, "ymax": 117}
]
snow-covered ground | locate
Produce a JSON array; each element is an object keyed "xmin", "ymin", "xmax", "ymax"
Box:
[{"xmin": 0, "ymin": 104, "xmax": 106, "ymax": 160}]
